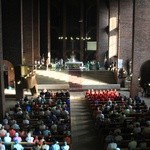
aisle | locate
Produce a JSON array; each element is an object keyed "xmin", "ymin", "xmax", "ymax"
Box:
[{"xmin": 70, "ymin": 92, "xmax": 100, "ymax": 150}]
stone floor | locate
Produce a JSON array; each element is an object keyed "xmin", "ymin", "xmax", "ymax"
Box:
[{"xmin": 70, "ymin": 92, "xmax": 100, "ymax": 150}]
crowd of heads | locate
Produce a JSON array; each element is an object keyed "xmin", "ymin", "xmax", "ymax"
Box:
[
  {"xmin": 86, "ymin": 89, "xmax": 150, "ymax": 150},
  {"xmin": 0, "ymin": 89, "xmax": 71, "ymax": 150}
]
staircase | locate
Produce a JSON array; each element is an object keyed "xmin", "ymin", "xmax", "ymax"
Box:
[
  {"xmin": 81, "ymin": 70, "xmax": 119, "ymax": 90},
  {"xmin": 35, "ymin": 69, "xmax": 120, "ymax": 90},
  {"xmin": 81, "ymin": 70, "xmax": 117, "ymax": 84}
]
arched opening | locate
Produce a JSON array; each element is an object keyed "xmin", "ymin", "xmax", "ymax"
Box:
[
  {"xmin": 140, "ymin": 60, "xmax": 150, "ymax": 97},
  {"xmin": 3, "ymin": 60, "xmax": 15, "ymax": 89}
]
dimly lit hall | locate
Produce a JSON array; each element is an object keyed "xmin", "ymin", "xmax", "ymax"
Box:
[{"xmin": 0, "ymin": 0, "xmax": 150, "ymax": 150}]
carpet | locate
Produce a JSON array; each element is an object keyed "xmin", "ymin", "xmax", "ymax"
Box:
[{"xmin": 68, "ymin": 70, "xmax": 82, "ymax": 91}]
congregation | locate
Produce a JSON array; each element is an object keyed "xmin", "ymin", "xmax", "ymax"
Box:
[
  {"xmin": 0, "ymin": 89, "xmax": 71, "ymax": 150},
  {"xmin": 1, "ymin": 88, "xmax": 150, "ymax": 150},
  {"xmin": 85, "ymin": 89, "xmax": 150, "ymax": 150}
]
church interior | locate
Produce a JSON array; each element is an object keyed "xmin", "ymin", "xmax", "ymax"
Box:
[{"xmin": 0, "ymin": 0, "xmax": 150, "ymax": 149}]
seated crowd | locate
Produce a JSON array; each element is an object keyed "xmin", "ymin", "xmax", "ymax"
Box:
[
  {"xmin": 0, "ymin": 89, "xmax": 71, "ymax": 150},
  {"xmin": 85, "ymin": 89, "xmax": 150, "ymax": 150}
]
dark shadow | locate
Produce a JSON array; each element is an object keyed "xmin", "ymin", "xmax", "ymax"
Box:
[{"xmin": 140, "ymin": 60, "xmax": 150, "ymax": 96}]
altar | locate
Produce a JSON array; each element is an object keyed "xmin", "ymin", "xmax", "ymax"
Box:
[
  {"xmin": 65, "ymin": 51, "xmax": 84, "ymax": 70},
  {"xmin": 65, "ymin": 61, "xmax": 83, "ymax": 70}
]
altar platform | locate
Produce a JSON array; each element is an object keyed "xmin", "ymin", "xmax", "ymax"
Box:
[
  {"xmin": 5, "ymin": 69, "xmax": 120, "ymax": 98},
  {"xmin": 35, "ymin": 69, "xmax": 120, "ymax": 91},
  {"xmin": 65, "ymin": 61, "xmax": 84, "ymax": 70}
]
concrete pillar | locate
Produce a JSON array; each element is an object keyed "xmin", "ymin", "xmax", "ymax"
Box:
[
  {"xmin": 21, "ymin": 0, "xmax": 34, "ymax": 65},
  {"xmin": 47, "ymin": 0, "xmax": 51, "ymax": 63},
  {"xmin": 118, "ymin": 0, "xmax": 133, "ymax": 70},
  {"xmin": 2, "ymin": 0, "xmax": 22, "ymax": 64},
  {"xmin": 40, "ymin": 0, "xmax": 49, "ymax": 59},
  {"xmin": 130, "ymin": 0, "xmax": 150, "ymax": 97},
  {"xmin": 33, "ymin": 0, "xmax": 40, "ymax": 61},
  {"xmin": 14, "ymin": 66, "xmax": 24, "ymax": 100},
  {"xmin": 80, "ymin": 1, "xmax": 84, "ymax": 61},
  {"xmin": 62, "ymin": 0, "xmax": 67, "ymax": 60},
  {"xmin": 0, "ymin": 0, "xmax": 5, "ymax": 119},
  {"xmin": 97, "ymin": 0, "xmax": 109, "ymax": 66},
  {"xmin": 2, "ymin": 0, "xmax": 24, "ymax": 100},
  {"xmin": 108, "ymin": 0, "xmax": 118, "ymax": 60}
]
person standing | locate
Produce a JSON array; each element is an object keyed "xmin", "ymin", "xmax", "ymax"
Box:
[{"xmin": 45, "ymin": 57, "xmax": 50, "ymax": 70}]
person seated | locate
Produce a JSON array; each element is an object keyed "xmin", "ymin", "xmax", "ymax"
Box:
[
  {"xmin": 33, "ymin": 142, "xmax": 41, "ymax": 150},
  {"xmin": 44, "ymin": 107, "xmax": 52, "ymax": 116},
  {"xmin": 133, "ymin": 123, "xmax": 141, "ymax": 134},
  {"xmin": 0, "ymin": 126, "xmax": 7, "ymax": 137},
  {"xmin": 39, "ymin": 136, "xmax": 45, "ymax": 146},
  {"xmin": 40, "ymin": 89, "xmax": 45, "ymax": 97},
  {"xmin": 18, "ymin": 129, "xmax": 27, "ymax": 137},
  {"xmin": 16, "ymin": 108, "xmax": 23, "ymax": 115},
  {"xmin": 3, "ymin": 132, "xmax": 12, "ymax": 143},
  {"xmin": 3, "ymin": 122, "xmax": 10, "ymax": 131},
  {"xmin": 22, "ymin": 117, "xmax": 30, "ymax": 128},
  {"xmin": 128, "ymin": 136, "xmax": 137, "ymax": 150},
  {"xmin": 45, "ymin": 89, "xmax": 51, "ymax": 99},
  {"xmin": 13, "ymin": 140, "xmax": 24, "ymax": 150},
  {"xmin": 3, "ymin": 118, "xmax": 9, "ymax": 125},
  {"xmin": 51, "ymin": 122, "xmax": 58, "ymax": 134},
  {"xmin": 13, "ymin": 132, "xmax": 22, "ymax": 143},
  {"xmin": 33, "ymin": 136, "xmax": 39, "ymax": 144},
  {"xmin": 9, "ymin": 128, "xmax": 16, "ymax": 137},
  {"xmin": 65, "ymin": 90, "xmax": 70, "ymax": 98},
  {"xmin": 25, "ymin": 133, "xmax": 34, "ymax": 143},
  {"xmin": 142, "ymin": 120, "xmax": 150, "ymax": 134},
  {"xmin": 11, "ymin": 121, "xmax": 20, "ymax": 130},
  {"xmin": 33, "ymin": 127, "xmax": 42, "ymax": 136},
  {"xmin": 139, "ymin": 136, "xmax": 147, "ymax": 148},
  {"xmin": 0, "ymin": 138, "xmax": 6, "ymax": 150},
  {"xmin": 51, "ymin": 140, "xmax": 60, "ymax": 150},
  {"xmin": 61, "ymin": 141, "xmax": 70, "ymax": 150},
  {"xmin": 62, "ymin": 108, "xmax": 70, "ymax": 119},
  {"xmin": 43, "ymin": 126, "xmax": 51, "ymax": 136},
  {"xmin": 41, "ymin": 141, "xmax": 50, "ymax": 150},
  {"xmin": 114, "ymin": 131, "xmax": 123, "ymax": 146},
  {"xmin": 39, "ymin": 108, "xmax": 45, "ymax": 116},
  {"xmin": 105, "ymin": 131, "xmax": 115, "ymax": 144},
  {"xmin": 39, "ymin": 122, "xmax": 46, "ymax": 131},
  {"xmin": 107, "ymin": 139, "xmax": 119, "ymax": 150}
]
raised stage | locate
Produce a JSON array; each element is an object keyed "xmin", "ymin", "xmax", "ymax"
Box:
[
  {"xmin": 5, "ymin": 69, "xmax": 120, "ymax": 97},
  {"xmin": 35, "ymin": 69, "xmax": 120, "ymax": 91}
]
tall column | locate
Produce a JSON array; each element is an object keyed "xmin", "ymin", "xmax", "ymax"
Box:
[
  {"xmin": 108, "ymin": 0, "xmax": 118, "ymax": 60},
  {"xmin": 21, "ymin": 0, "xmax": 34, "ymax": 65},
  {"xmin": 118, "ymin": 0, "xmax": 133, "ymax": 70},
  {"xmin": 80, "ymin": 1, "xmax": 84, "ymax": 61},
  {"xmin": 0, "ymin": 0, "xmax": 5, "ymax": 119},
  {"xmin": 47, "ymin": 0, "xmax": 51, "ymax": 62},
  {"xmin": 14, "ymin": 66, "xmax": 24, "ymax": 100},
  {"xmin": 62, "ymin": 0, "xmax": 67, "ymax": 60},
  {"xmin": 2, "ymin": 0, "xmax": 22, "ymax": 64},
  {"xmin": 97, "ymin": 0, "xmax": 109, "ymax": 66},
  {"xmin": 130, "ymin": 0, "xmax": 150, "ymax": 97},
  {"xmin": 40, "ymin": 0, "xmax": 48, "ymax": 59},
  {"xmin": 33, "ymin": 0, "xmax": 40, "ymax": 61},
  {"xmin": 2, "ymin": 0, "xmax": 23, "ymax": 100}
]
